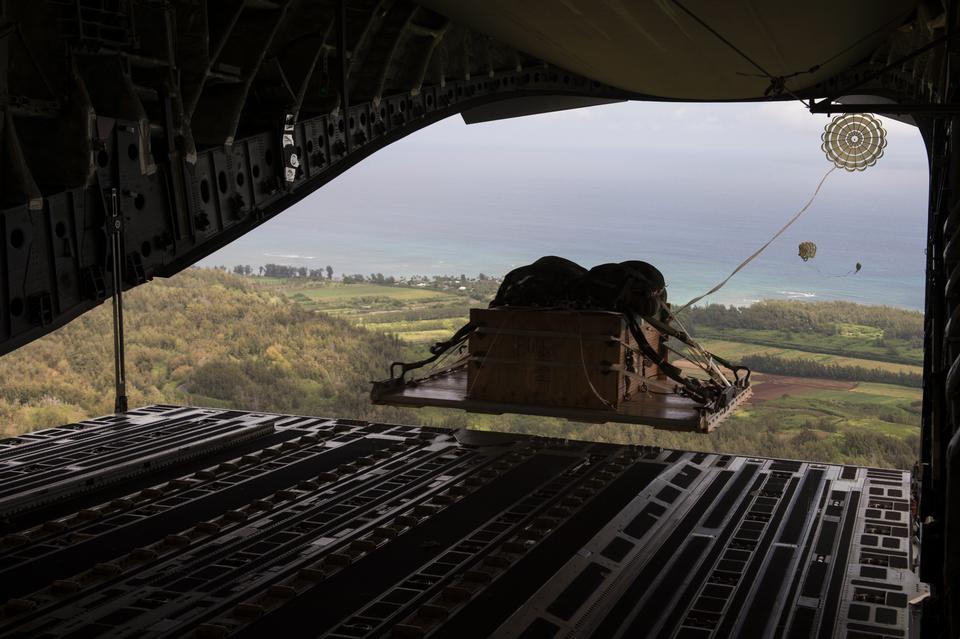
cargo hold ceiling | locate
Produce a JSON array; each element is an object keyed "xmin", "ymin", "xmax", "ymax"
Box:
[{"xmin": 415, "ymin": 0, "xmax": 919, "ymax": 100}]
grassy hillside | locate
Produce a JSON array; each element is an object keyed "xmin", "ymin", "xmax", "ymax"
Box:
[
  {"xmin": 0, "ymin": 269, "xmax": 921, "ymax": 469},
  {"xmin": 0, "ymin": 269, "xmax": 423, "ymax": 434}
]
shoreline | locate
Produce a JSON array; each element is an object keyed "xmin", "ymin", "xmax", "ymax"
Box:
[{"xmin": 204, "ymin": 266, "xmax": 925, "ymax": 313}]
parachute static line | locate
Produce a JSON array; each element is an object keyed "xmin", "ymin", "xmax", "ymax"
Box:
[
  {"xmin": 675, "ymin": 166, "xmax": 837, "ymax": 313},
  {"xmin": 676, "ymin": 113, "xmax": 887, "ymax": 313}
]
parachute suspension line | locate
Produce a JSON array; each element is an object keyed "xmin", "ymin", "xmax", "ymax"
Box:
[
  {"xmin": 806, "ymin": 261, "xmax": 863, "ymax": 278},
  {"xmin": 424, "ymin": 334, "xmax": 467, "ymax": 375},
  {"xmin": 418, "ymin": 348, "xmax": 469, "ymax": 384},
  {"xmin": 675, "ymin": 166, "xmax": 838, "ymax": 314},
  {"xmin": 653, "ymin": 299, "xmax": 731, "ymax": 387},
  {"xmin": 386, "ymin": 322, "xmax": 475, "ymax": 382},
  {"xmin": 669, "ymin": 310, "xmax": 731, "ymax": 386},
  {"xmin": 621, "ymin": 313, "xmax": 716, "ymax": 405}
]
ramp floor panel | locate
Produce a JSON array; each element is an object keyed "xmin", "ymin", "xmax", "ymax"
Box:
[{"xmin": 0, "ymin": 405, "xmax": 925, "ymax": 639}]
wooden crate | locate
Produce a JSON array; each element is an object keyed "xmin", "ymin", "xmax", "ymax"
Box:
[{"xmin": 466, "ymin": 308, "xmax": 665, "ymax": 411}]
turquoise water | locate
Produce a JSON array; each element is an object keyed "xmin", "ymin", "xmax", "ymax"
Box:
[{"xmin": 201, "ymin": 105, "xmax": 930, "ymax": 310}]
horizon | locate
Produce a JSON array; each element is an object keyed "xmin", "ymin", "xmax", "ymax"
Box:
[{"xmin": 200, "ymin": 100, "xmax": 929, "ymax": 311}]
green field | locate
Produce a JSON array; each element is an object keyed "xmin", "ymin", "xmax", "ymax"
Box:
[
  {"xmin": 285, "ymin": 283, "xmax": 452, "ymax": 302},
  {"xmin": 268, "ymin": 280, "xmax": 476, "ymax": 342},
  {"xmin": 693, "ymin": 326, "xmax": 922, "ymax": 366},
  {"xmin": 745, "ymin": 383, "xmax": 921, "ymax": 438},
  {"xmin": 700, "ymin": 338, "xmax": 923, "ymax": 375}
]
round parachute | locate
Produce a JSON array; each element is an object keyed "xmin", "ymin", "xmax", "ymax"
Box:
[
  {"xmin": 821, "ymin": 114, "xmax": 887, "ymax": 171},
  {"xmin": 798, "ymin": 241, "xmax": 817, "ymax": 262}
]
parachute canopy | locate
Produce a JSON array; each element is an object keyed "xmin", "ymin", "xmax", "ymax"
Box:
[{"xmin": 798, "ymin": 241, "xmax": 817, "ymax": 262}]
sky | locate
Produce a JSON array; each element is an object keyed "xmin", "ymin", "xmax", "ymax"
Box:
[{"xmin": 200, "ymin": 99, "xmax": 930, "ymax": 308}]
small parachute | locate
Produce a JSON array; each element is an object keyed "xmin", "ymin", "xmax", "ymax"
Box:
[{"xmin": 798, "ymin": 241, "xmax": 817, "ymax": 262}]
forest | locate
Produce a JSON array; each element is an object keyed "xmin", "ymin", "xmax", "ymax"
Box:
[
  {"xmin": 740, "ymin": 353, "xmax": 922, "ymax": 387},
  {"xmin": 0, "ymin": 268, "xmax": 923, "ymax": 469}
]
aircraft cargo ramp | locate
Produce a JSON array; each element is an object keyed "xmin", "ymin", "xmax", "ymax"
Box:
[{"xmin": 0, "ymin": 405, "xmax": 925, "ymax": 638}]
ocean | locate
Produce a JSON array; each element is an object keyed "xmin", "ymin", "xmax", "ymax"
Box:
[{"xmin": 200, "ymin": 104, "xmax": 930, "ymax": 311}]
